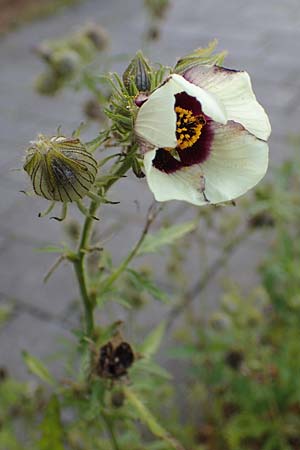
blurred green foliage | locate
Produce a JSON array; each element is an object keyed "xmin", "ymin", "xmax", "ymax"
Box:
[
  {"xmin": 3, "ymin": 150, "xmax": 300, "ymax": 449},
  {"xmin": 3, "ymin": 13, "xmax": 299, "ymax": 447},
  {"xmin": 168, "ymin": 156, "xmax": 300, "ymax": 450}
]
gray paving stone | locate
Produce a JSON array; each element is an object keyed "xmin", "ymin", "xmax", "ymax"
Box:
[
  {"xmin": 0, "ymin": 239, "xmax": 77, "ymax": 316},
  {"xmin": 0, "ymin": 0, "xmax": 300, "ymax": 379},
  {"xmin": 0, "ymin": 184, "xmax": 21, "ymax": 215},
  {"xmin": 0, "ymin": 311, "xmax": 73, "ymax": 379}
]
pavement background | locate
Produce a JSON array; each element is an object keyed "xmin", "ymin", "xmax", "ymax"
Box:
[{"xmin": 0, "ymin": 0, "xmax": 299, "ymax": 379}]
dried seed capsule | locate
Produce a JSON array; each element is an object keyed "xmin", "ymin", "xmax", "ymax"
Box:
[
  {"xmin": 224, "ymin": 350, "xmax": 244, "ymax": 371},
  {"xmin": 97, "ymin": 340, "xmax": 134, "ymax": 379},
  {"xmin": 24, "ymin": 135, "xmax": 98, "ymax": 203}
]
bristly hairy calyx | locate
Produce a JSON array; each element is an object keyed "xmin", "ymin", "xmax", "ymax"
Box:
[
  {"xmin": 104, "ymin": 56, "xmax": 170, "ymax": 147},
  {"xmin": 174, "ymin": 39, "xmax": 227, "ymax": 74}
]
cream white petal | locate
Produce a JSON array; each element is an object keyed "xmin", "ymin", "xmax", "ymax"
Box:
[
  {"xmin": 144, "ymin": 149, "xmax": 208, "ymax": 205},
  {"xmin": 135, "ymin": 80, "xmax": 178, "ymax": 148},
  {"xmin": 170, "ymin": 74, "xmax": 227, "ymax": 124},
  {"xmin": 201, "ymin": 122, "xmax": 269, "ymax": 203},
  {"xmin": 144, "ymin": 122, "xmax": 268, "ymax": 205},
  {"xmin": 135, "ymin": 74, "xmax": 227, "ymax": 149},
  {"xmin": 184, "ymin": 66, "xmax": 271, "ymax": 141}
]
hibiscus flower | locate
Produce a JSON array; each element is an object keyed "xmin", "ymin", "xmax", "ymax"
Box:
[{"xmin": 135, "ymin": 65, "xmax": 271, "ymax": 205}]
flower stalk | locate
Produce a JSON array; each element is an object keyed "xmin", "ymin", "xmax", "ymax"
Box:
[
  {"xmin": 100, "ymin": 203, "xmax": 162, "ymax": 294},
  {"xmin": 72, "ymin": 149, "xmax": 137, "ymax": 339}
]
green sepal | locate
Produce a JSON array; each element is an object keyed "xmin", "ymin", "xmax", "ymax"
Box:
[{"xmin": 174, "ymin": 39, "xmax": 227, "ymax": 74}]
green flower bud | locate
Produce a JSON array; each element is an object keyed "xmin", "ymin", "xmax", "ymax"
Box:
[
  {"xmin": 84, "ymin": 23, "xmax": 109, "ymax": 51},
  {"xmin": 24, "ymin": 135, "xmax": 98, "ymax": 203},
  {"xmin": 34, "ymin": 43, "xmax": 54, "ymax": 62},
  {"xmin": 51, "ymin": 49, "xmax": 80, "ymax": 77},
  {"xmin": 123, "ymin": 51, "xmax": 151, "ymax": 93},
  {"xmin": 34, "ymin": 71, "xmax": 63, "ymax": 96},
  {"xmin": 144, "ymin": 0, "xmax": 170, "ymax": 20},
  {"xmin": 70, "ymin": 35, "xmax": 96, "ymax": 60},
  {"xmin": 111, "ymin": 389, "xmax": 125, "ymax": 408},
  {"xmin": 83, "ymin": 98, "xmax": 104, "ymax": 122}
]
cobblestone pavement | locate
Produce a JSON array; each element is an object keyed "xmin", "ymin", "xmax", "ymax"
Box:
[{"xmin": 0, "ymin": 0, "xmax": 300, "ymax": 378}]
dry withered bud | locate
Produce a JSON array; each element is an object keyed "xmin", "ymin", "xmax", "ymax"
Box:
[{"xmin": 97, "ymin": 335, "xmax": 134, "ymax": 380}]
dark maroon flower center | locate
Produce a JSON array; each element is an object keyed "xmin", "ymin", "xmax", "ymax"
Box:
[
  {"xmin": 175, "ymin": 105, "xmax": 206, "ymax": 150},
  {"xmin": 152, "ymin": 92, "xmax": 214, "ymax": 174}
]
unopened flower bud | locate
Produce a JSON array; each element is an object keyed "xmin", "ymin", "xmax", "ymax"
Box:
[
  {"xmin": 34, "ymin": 43, "xmax": 53, "ymax": 62},
  {"xmin": 144, "ymin": 0, "xmax": 170, "ymax": 20},
  {"xmin": 248, "ymin": 211, "xmax": 275, "ymax": 228},
  {"xmin": 111, "ymin": 390, "xmax": 125, "ymax": 408},
  {"xmin": 123, "ymin": 51, "xmax": 151, "ymax": 93},
  {"xmin": 83, "ymin": 98, "xmax": 104, "ymax": 121},
  {"xmin": 84, "ymin": 23, "xmax": 109, "ymax": 51},
  {"xmin": 146, "ymin": 25, "xmax": 160, "ymax": 41},
  {"xmin": 64, "ymin": 219, "xmax": 80, "ymax": 242},
  {"xmin": 51, "ymin": 49, "xmax": 80, "ymax": 77},
  {"xmin": 70, "ymin": 35, "xmax": 95, "ymax": 60},
  {"xmin": 24, "ymin": 135, "xmax": 98, "ymax": 202},
  {"xmin": 35, "ymin": 71, "xmax": 62, "ymax": 96}
]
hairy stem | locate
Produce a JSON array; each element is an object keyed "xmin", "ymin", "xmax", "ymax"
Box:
[
  {"xmin": 101, "ymin": 412, "xmax": 121, "ymax": 450},
  {"xmin": 72, "ymin": 151, "xmax": 136, "ymax": 338}
]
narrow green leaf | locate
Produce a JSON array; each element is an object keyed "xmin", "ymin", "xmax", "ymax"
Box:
[
  {"xmin": 127, "ymin": 269, "xmax": 169, "ymax": 303},
  {"xmin": 133, "ymin": 359, "xmax": 172, "ymax": 380},
  {"xmin": 124, "ymin": 387, "xmax": 186, "ymax": 450},
  {"xmin": 0, "ymin": 304, "xmax": 14, "ymax": 328},
  {"xmin": 137, "ymin": 221, "xmax": 197, "ymax": 255},
  {"xmin": 112, "ymin": 296, "xmax": 133, "ymax": 309},
  {"xmin": 22, "ymin": 351, "xmax": 55, "ymax": 386},
  {"xmin": 39, "ymin": 395, "xmax": 64, "ymax": 450},
  {"xmin": 140, "ymin": 322, "xmax": 166, "ymax": 358}
]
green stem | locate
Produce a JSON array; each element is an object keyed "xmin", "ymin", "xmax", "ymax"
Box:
[
  {"xmin": 73, "ymin": 258, "xmax": 95, "ymax": 336},
  {"xmin": 72, "ymin": 152, "xmax": 135, "ymax": 338},
  {"xmin": 73, "ymin": 196, "xmax": 101, "ymax": 337},
  {"xmin": 101, "ymin": 205, "xmax": 157, "ymax": 292},
  {"xmin": 101, "ymin": 412, "xmax": 121, "ymax": 450}
]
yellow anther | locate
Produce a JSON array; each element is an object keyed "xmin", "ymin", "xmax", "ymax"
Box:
[{"xmin": 174, "ymin": 106, "xmax": 205, "ymax": 150}]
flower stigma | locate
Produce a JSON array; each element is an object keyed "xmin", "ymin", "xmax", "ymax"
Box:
[{"xmin": 174, "ymin": 106, "xmax": 206, "ymax": 150}]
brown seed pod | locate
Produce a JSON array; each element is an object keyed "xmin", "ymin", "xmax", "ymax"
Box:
[{"xmin": 97, "ymin": 337, "xmax": 134, "ymax": 380}]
